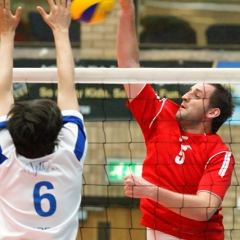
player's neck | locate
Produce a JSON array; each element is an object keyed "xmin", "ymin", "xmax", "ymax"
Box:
[{"xmin": 180, "ymin": 121, "xmax": 212, "ymax": 135}]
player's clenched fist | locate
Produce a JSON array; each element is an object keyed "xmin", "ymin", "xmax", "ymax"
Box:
[{"xmin": 124, "ymin": 174, "xmax": 158, "ymax": 200}]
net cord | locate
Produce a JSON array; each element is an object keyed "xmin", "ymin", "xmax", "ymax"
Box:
[{"xmin": 12, "ymin": 68, "xmax": 240, "ymax": 84}]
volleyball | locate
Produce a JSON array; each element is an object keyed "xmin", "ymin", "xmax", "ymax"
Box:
[{"xmin": 70, "ymin": 0, "xmax": 115, "ymax": 24}]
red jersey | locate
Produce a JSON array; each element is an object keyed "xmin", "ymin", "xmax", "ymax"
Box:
[{"xmin": 127, "ymin": 84, "xmax": 234, "ymax": 240}]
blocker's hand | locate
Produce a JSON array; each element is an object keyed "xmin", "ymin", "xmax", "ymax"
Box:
[
  {"xmin": 0, "ymin": 0, "xmax": 21, "ymax": 34},
  {"xmin": 124, "ymin": 174, "xmax": 158, "ymax": 199},
  {"xmin": 37, "ymin": 0, "xmax": 71, "ymax": 32}
]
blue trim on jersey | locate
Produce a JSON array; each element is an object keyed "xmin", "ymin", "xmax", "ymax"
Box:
[
  {"xmin": 63, "ymin": 116, "xmax": 86, "ymax": 161},
  {"xmin": 0, "ymin": 147, "xmax": 8, "ymax": 165},
  {"xmin": 0, "ymin": 121, "xmax": 7, "ymax": 129},
  {"xmin": 0, "ymin": 121, "xmax": 8, "ymax": 164}
]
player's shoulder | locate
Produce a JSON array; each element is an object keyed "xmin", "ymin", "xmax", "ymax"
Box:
[
  {"xmin": 207, "ymin": 133, "xmax": 226, "ymax": 145},
  {"xmin": 207, "ymin": 133, "xmax": 232, "ymax": 155},
  {"xmin": 61, "ymin": 110, "xmax": 83, "ymax": 118},
  {"xmin": 0, "ymin": 115, "xmax": 8, "ymax": 129},
  {"xmin": 61, "ymin": 110, "xmax": 84, "ymax": 125}
]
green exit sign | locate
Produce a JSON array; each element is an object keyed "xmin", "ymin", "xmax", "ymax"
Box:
[{"xmin": 107, "ymin": 159, "xmax": 142, "ymax": 182}]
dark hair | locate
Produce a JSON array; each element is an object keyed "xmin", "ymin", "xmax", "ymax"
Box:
[
  {"xmin": 209, "ymin": 84, "xmax": 235, "ymax": 133},
  {"xmin": 7, "ymin": 99, "xmax": 62, "ymax": 159}
]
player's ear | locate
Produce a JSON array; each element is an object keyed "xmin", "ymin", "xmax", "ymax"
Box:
[{"xmin": 206, "ymin": 108, "xmax": 220, "ymax": 119}]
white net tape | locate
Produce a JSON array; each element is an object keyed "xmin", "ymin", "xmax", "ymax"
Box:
[{"xmin": 12, "ymin": 67, "xmax": 240, "ymax": 84}]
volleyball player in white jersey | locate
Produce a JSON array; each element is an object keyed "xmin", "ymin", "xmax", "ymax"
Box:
[{"xmin": 0, "ymin": 0, "xmax": 87, "ymax": 239}]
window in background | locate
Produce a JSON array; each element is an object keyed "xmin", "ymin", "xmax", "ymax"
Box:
[
  {"xmin": 13, "ymin": 0, "xmax": 80, "ymax": 47},
  {"xmin": 139, "ymin": 0, "xmax": 240, "ymax": 48},
  {"xmin": 12, "ymin": 0, "xmax": 240, "ymax": 49}
]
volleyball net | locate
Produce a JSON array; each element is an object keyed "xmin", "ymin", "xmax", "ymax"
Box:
[{"xmin": 13, "ymin": 68, "xmax": 240, "ymax": 240}]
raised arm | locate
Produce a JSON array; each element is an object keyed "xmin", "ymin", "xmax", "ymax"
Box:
[
  {"xmin": 0, "ymin": 0, "xmax": 21, "ymax": 116},
  {"xmin": 37, "ymin": 0, "xmax": 78, "ymax": 111},
  {"xmin": 117, "ymin": 0, "xmax": 145, "ymax": 101}
]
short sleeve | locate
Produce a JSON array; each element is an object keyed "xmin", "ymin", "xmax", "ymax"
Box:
[
  {"xmin": 59, "ymin": 110, "xmax": 87, "ymax": 161},
  {"xmin": 0, "ymin": 116, "xmax": 13, "ymax": 165},
  {"xmin": 127, "ymin": 84, "xmax": 179, "ymax": 141},
  {"xmin": 197, "ymin": 151, "xmax": 234, "ymax": 200},
  {"xmin": 0, "ymin": 116, "xmax": 8, "ymax": 130}
]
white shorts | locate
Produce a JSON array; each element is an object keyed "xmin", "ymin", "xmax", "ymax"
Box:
[{"xmin": 147, "ymin": 228, "xmax": 185, "ymax": 240}]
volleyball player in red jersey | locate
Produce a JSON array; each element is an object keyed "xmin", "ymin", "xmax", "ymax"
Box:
[{"xmin": 117, "ymin": 0, "xmax": 235, "ymax": 239}]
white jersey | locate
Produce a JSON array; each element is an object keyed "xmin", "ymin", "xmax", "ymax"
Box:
[{"xmin": 0, "ymin": 110, "xmax": 87, "ymax": 240}]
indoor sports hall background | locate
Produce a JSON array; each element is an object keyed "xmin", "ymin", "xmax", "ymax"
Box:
[{"xmin": 11, "ymin": 0, "xmax": 240, "ymax": 239}]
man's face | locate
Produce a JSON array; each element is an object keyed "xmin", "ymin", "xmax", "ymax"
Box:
[{"xmin": 176, "ymin": 83, "xmax": 215, "ymax": 125}]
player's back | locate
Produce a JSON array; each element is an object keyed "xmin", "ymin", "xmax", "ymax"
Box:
[{"xmin": 0, "ymin": 111, "xmax": 87, "ymax": 240}]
